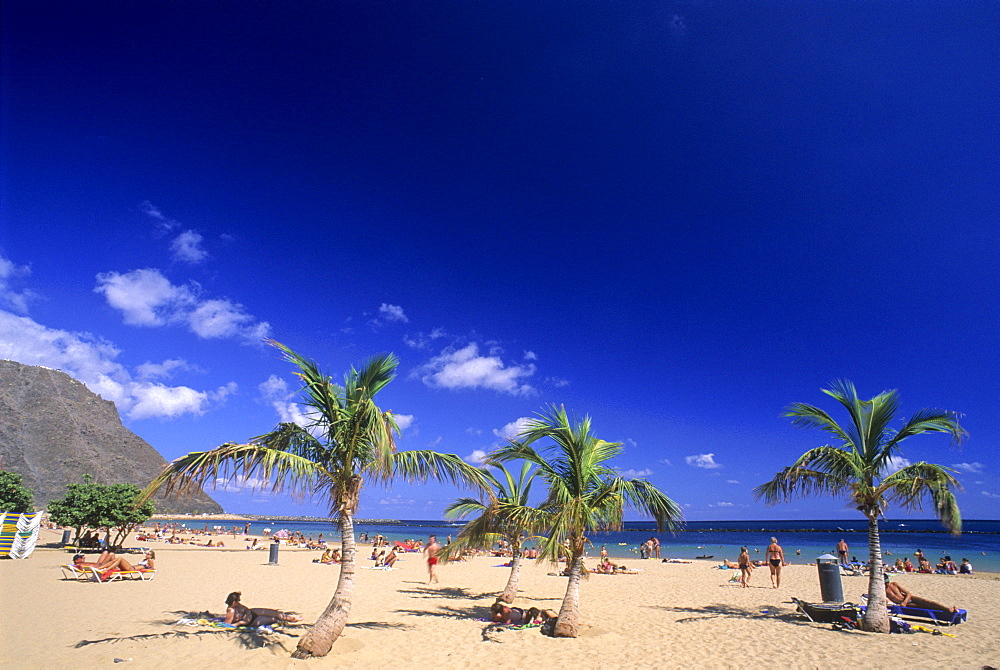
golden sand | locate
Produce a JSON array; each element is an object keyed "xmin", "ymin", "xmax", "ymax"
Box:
[{"xmin": 3, "ymin": 527, "xmax": 998, "ymax": 669}]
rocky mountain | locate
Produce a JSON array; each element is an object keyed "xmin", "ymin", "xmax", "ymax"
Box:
[{"xmin": 0, "ymin": 360, "xmax": 223, "ymax": 514}]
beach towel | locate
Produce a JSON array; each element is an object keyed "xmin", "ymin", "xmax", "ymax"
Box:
[{"xmin": 174, "ymin": 616, "xmax": 278, "ymax": 632}]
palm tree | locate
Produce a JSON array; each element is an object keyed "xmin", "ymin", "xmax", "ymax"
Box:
[
  {"xmin": 491, "ymin": 405, "xmax": 683, "ymax": 637},
  {"xmin": 438, "ymin": 461, "xmax": 543, "ymax": 603},
  {"xmin": 138, "ymin": 340, "xmax": 489, "ymax": 658},
  {"xmin": 753, "ymin": 380, "xmax": 966, "ymax": 633}
]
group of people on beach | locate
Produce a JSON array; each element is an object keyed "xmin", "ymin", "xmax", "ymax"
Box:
[
  {"xmin": 72, "ymin": 550, "xmax": 155, "ymax": 581},
  {"xmin": 732, "ymin": 537, "xmax": 787, "ymax": 588}
]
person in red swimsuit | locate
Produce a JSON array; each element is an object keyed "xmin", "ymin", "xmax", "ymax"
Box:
[{"xmin": 424, "ymin": 535, "xmax": 440, "ymax": 584}]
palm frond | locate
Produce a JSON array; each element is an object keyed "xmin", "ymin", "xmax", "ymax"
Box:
[
  {"xmin": 881, "ymin": 462, "xmax": 963, "ymax": 533},
  {"xmin": 381, "ymin": 450, "xmax": 491, "ymax": 492},
  {"xmin": 137, "ymin": 442, "xmax": 323, "ymax": 505}
]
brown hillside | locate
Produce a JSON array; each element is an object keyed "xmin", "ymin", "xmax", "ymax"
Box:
[{"xmin": 0, "ymin": 359, "xmax": 223, "ymax": 514}]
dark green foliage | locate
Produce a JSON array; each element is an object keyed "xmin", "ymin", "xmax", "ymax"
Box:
[
  {"xmin": 0, "ymin": 470, "xmax": 35, "ymax": 513},
  {"xmin": 48, "ymin": 475, "xmax": 156, "ymax": 548}
]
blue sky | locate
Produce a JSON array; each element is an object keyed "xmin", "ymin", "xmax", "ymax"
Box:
[{"xmin": 2, "ymin": 1, "xmax": 997, "ymax": 521}]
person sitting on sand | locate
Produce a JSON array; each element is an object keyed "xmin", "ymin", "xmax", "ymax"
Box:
[
  {"xmin": 884, "ymin": 576, "xmax": 959, "ymax": 613},
  {"xmin": 490, "ymin": 601, "xmax": 542, "ymax": 625},
  {"xmin": 224, "ymin": 592, "xmax": 303, "ymax": 627},
  {"xmin": 903, "ymin": 557, "xmax": 915, "ymax": 572},
  {"xmin": 959, "ymin": 558, "xmax": 973, "ymax": 574},
  {"xmin": 917, "ymin": 557, "xmax": 933, "ymax": 573},
  {"xmin": 383, "ymin": 547, "xmax": 398, "ymax": 568},
  {"xmin": 594, "ymin": 558, "xmax": 618, "ymax": 574}
]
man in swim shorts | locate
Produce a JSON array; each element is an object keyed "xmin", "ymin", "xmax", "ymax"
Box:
[
  {"xmin": 765, "ymin": 537, "xmax": 785, "ymax": 588},
  {"xmin": 425, "ymin": 535, "xmax": 440, "ymax": 584},
  {"xmin": 836, "ymin": 539, "xmax": 849, "ymax": 566}
]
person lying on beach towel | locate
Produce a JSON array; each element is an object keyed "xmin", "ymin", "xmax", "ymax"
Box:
[
  {"xmin": 490, "ymin": 601, "xmax": 543, "ymax": 625},
  {"xmin": 885, "ymin": 577, "xmax": 960, "ymax": 614},
  {"xmin": 224, "ymin": 592, "xmax": 302, "ymax": 627}
]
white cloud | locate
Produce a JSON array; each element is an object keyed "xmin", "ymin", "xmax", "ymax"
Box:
[
  {"xmin": 545, "ymin": 377, "xmax": 570, "ymax": 388},
  {"xmin": 982, "ymin": 491, "xmax": 1000, "ymax": 499},
  {"xmin": 258, "ymin": 374, "xmax": 308, "ymax": 426},
  {"xmin": 188, "ymin": 298, "xmax": 268, "ymax": 340},
  {"xmin": 952, "ymin": 462, "xmax": 984, "ymax": 473},
  {"xmin": 0, "ymin": 310, "xmax": 233, "ymax": 420},
  {"xmin": 493, "ymin": 417, "xmax": 533, "ymax": 441},
  {"xmin": 403, "ymin": 328, "xmax": 447, "ymax": 349},
  {"xmin": 135, "ymin": 358, "xmax": 197, "ymax": 380},
  {"xmin": 712, "ymin": 501, "xmax": 734, "ymax": 507},
  {"xmin": 659, "ymin": 459, "xmax": 673, "ymax": 467},
  {"xmin": 686, "ymin": 453, "xmax": 722, "ymax": 469},
  {"xmin": 464, "ymin": 449, "xmax": 489, "ymax": 465},
  {"xmin": 170, "ymin": 230, "xmax": 208, "ymax": 264},
  {"xmin": 523, "ymin": 350, "xmax": 537, "ymax": 361},
  {"xmin": 213, "ymin": 475, "xmax": 271, "ymax": 494},
  {"xmin": 615, "ymin": 468, "xmax": 653, "ymax": 478},
  {"xmin": 885, "ymin": 456, "xmax": 911, "ymax": 475},
  {"xmin": 94, "ymin": 268, "xmax": 190, "ymax": 326},
  {"xmin": 393, "ymin": 413, "xmax": 415, "ymax": 431},
  {"xmin": 94, "ymin": 268, "xmax": 269, "ymax": 342},
  {"xmin": 378, "ymin": 303, "xmax": 409, "ymax": 323},
  {"xmin": 140, "ymin": 200, "xmax": 175, "ymax": 229},
  {"xmin": 379, "ymin": 495, "xmax": 416, "ymax": 505},
  {"xmin": 726, "ymin": 479, "xmax": 740, "ymax": 484},
  {"xmin": 0, "ymin": 254, "xmax": 39, "ymax": 314},
  {"xmin": 415, "ymin": 343, "xmax": 535, "ymax": 395}
]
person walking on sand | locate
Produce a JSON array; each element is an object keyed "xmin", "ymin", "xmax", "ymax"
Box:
[
  {"xmin": 765, "ymin": 537, "xmax": 785, "ymax": 588},
  {"xmin": 738, "ymin": 546, "xmax": 752, "ymax": 588},
  {"xmin": 836, "ymin": 539, "xmax": 849, "ymax": 566},
  {"xmin": 425, "ymin": 535, "xmax": 441, "ymax": 584}
]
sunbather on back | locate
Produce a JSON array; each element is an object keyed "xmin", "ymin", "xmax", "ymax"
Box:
[
  {"xmin": 885, "ymin": 577, "xmax": 959, "ymax": 614},
  {"xmin": 224, "ymin": 592, "xmax": 303, "ymax": 627}
]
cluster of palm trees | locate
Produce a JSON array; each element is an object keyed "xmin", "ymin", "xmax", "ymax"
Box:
[{"xmin": 139, "ymin": 341, "xmax": 966, "ymax": 656}]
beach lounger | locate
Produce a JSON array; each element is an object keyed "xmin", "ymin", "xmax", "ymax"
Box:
[
  {"xmin": 60, "ymin": 564, "xmax": 100, "ymax": 582},
  {"xmin": 858, "ymin": 602, "xmax": 967, "ymax": 626},
  {"xmin": 791, "ymin": 598, "xmax": 860, "ymax": 624}
]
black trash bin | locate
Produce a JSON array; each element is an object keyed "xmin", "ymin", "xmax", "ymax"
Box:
[
  {"xmin": 817, "ymin": 553, "xmax": 844, "ymax": 603},
  {"xmin": 268, "ymin": 539, "xmax": 280, "ymax": 565}
]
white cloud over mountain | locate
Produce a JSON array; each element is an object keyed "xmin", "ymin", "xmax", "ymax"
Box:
[{"xmin": 0, "ymin": 310, "xmax": 235, "ymax": 420}]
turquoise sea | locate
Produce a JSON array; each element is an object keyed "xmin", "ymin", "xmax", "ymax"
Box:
[{"xmin": 154, "ymin": 518, "xmax": 1000, "ymax": 572}]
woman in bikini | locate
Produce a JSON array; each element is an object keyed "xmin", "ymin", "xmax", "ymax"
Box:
[
  {"xmin": 224, "ymin": 592, "xmax": 303, "ymax": 627},
  {"xmin": 490, "ymin": 601, "xmax": 541, "ymax": 625},
  {"xmin": 765, "ymin": 537, "xmax": 785, "ymax": 588}
]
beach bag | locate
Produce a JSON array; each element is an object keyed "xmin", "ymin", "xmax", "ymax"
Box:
[{"xmin": 890, "ymin": 617, "xmax": 913, "ymax": 634}]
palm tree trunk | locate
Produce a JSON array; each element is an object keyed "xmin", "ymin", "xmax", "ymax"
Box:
[
  {"xmin": 292, "ymin": 513, "xmax": 357, "ymax": 658},
  {"xmin": 861, "ymin": 513, "xmax": 890, "ymax": 633},
  {"xmin": 500, "ymin": 548, "xmax": 522, "ymax": 603},
  {"xmin": 553, "ymin": 550, "xmax": 585, "ymax": 638}
]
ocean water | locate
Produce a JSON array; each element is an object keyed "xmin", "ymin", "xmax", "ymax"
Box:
[{"xmin": 153, "ymin": 517, "xmax": 1000, "ymax": 572}]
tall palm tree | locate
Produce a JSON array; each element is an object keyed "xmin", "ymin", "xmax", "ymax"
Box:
[
  {"xmin": 491, "ymin": 405, "xmax": 682, "ymax": 637},
  {"xmin": 753, "ymin": 380, "xmax": 966, "ymax": 633},
  {"xmin": 138, "ymin": 340, "xmax": 489, "ymax": 658},
  {"xmin": 438, "ymin": 461, "xmax": 543, "ymax": 603}
]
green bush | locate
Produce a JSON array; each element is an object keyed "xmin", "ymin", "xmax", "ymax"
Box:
[
  {"xmin": 0, "ymin": 470, "xmax": 35, "ymax": 514},
  {"xmin": 48, "ymin": 475, "xmax": 156, "ymax": 548}
]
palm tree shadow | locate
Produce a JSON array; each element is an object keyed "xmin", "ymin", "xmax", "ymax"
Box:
[
  {"xmin": 399, "ymin": 585, "xmax": 498, "ymax": 601},
  {"xmin": 74, "ymin": 610, "xmax": 303, "ymax": 651},
  {"xmin": 395, "ymin": 603, "xmax": 490, "ymax": 620},
  {"xmin": 346, "ymin": 621, "xmax": 413, "ymax": 630},
  {"xmin": 645, "ymin": 603, "xmax": 810, "ymax": 626}
]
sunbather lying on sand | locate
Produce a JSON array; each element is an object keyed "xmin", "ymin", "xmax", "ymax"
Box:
[
  {"xmin": 885, "ymin": 576, "xmax": 959, "ymax": 613},
  {"xmin": 489, "ymin": 601, "xmax": 555, "ymax": 625},
  {"xmin": 224, "ymin": 592, "xmax": 303, "ymax": 627}
]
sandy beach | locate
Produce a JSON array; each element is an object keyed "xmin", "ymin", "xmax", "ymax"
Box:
[{"xmin": 3, "ymin": 527, "xmax": 998, "ymax": 669}]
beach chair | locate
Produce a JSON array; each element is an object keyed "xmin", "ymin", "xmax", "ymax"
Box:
[
  {"xmin": 858, "ymin": 597, "xmax": 967, "ymax": 626},
  {"xmin": 792, "ymin": 598, "xmax": 860, "ymax": 624},
  {"xmin": 60, "ymin": 564, "xmax": 100, "ymax": 582}
]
